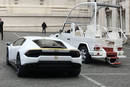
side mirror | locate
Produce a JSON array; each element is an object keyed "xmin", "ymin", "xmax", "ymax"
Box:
[
  {"xmin": 6, "ymin": 42, "xmax": 11, "ymax": 46},
  {"xmin": 59, "ymin": 29, "xmax": 63, "ymax": 33}
]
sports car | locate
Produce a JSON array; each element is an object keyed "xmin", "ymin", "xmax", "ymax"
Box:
[{"xmin": 6, "ymin": 36, "xmax": 82, "ymax": 77}]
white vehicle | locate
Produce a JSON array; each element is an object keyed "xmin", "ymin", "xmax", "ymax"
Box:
[
  {"xmin": 6, "ymin": 36, "xmax": 81, "ymax": 77},
  {"xmin": 51, "ymin": 2, "xmax": 127, "ymax": 65}
]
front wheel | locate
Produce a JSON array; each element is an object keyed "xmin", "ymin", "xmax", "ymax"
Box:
[
  {"xmin": 79, "ymin": 46, "xmax": 91, "ymax": 64},
  {"xmin": 6, "ymin": 47, "xmax": 11, "ymax": 65},
  {"xmin": 69, "ymin": 68, "xmax": 81, "ymax": 77}
]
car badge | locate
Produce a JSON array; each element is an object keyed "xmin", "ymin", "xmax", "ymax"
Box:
[{"xmin": 54, "ymin": 56, "xmax": 58, "ymax": 59}]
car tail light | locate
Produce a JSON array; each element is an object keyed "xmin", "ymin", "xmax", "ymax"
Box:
[
  {"xmin": 70, "ymin": 50, "xmax": 80, "ymax": 58},
  {"xmin": 94, "ymin": 46, "xmax": 100, "ymax": 51},
  {"xmin": 25, "ymin": 50, "xmax": 42, "ymax": 57},
  {"xmin": 118, "ymin": 47, "xmax": 123, "ymax": 51}
]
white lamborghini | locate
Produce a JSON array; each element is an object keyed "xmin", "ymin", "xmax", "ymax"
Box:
[{"xmin": 6, "ymin": 36, "xmax": 82, "ymax": 77}]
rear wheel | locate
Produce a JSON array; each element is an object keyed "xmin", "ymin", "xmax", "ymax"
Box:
[
  {"xmin": 79, "ymin": 45, "xmax": 91, "ymax": 64},
  {"xmin": 6, "ymin": 47, "xmax": 11, "ymax": 65},
  {"xmin": 69, "ymin": 68, "xmax": 81, "ymax": 77},
  {"xmin": 16, "ymin": 53, "xmax": 24, "ymax": 77}
]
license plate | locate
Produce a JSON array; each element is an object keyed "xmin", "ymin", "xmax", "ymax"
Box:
[{"xmin": 54, "ymin": 56, "xmax": 58, "ymax": 60}]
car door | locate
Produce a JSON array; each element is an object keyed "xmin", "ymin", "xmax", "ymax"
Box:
[{"xmin": 9, "ymin": 38, "xmax": 25, "ymax": 63}]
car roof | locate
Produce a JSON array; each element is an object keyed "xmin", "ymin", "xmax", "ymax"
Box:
[{"xmin": 23, "ymin": 36, "xmax": 61, "ymax": 41}]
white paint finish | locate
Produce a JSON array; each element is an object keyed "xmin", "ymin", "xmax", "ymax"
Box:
[
  {"xmin": 52, "ymin": 2, "xmax": 126, "ymax": 61},
  {"xmin": 7, "ymin": 35, "xmax": 82, "ymax": 65}
]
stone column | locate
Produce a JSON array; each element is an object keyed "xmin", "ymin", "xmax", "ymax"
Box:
[
  {"xmin": 126, "ymin": 0, "xmax": 130, "ymax": 35},
  {"xmin": 111, "ymin": 0, "xmax": 117, "ymax": 27},
  {"xmin": 99, "ymin": 8, "xmax": 107, "ymax": 27}
]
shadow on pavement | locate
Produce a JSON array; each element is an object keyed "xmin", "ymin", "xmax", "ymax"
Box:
[
  {"xmin": 84, "ymin": 59, "xmax": 121, "ymax": 68},
  {"xmin": 21, "ymin": 71, "xmax": 80, "ymax": 79}
]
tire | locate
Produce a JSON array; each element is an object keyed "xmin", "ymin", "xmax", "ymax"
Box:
[
  {"xmin": 79, "ymin": 45, "xmax": 91, "ymax": 64},
  {"xmin": 69, "ymin": 68, "xmax": 81, "ymax": 77},
  {"xmin": 16, "ymin": 53, "xmax": 24, "ymax": 77},
  {"xmin": 6, "ymin": 47, "xmax": 11, "ymax": 65}
]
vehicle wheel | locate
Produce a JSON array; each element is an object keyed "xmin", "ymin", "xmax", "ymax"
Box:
[
  {"xmin": 79, "ymin": 45, "xmax": 91, "ymax": 64},
  {"xmin": 6, "ymin": 47, "xmax": 11, "ymax": 65},
  {"xmin": 69, "ymin": 68, "xmax": 81, "ymax": 77},
  {"xmin": 16, "ymin": 53, "xmax": 24, "ymax": 77}
]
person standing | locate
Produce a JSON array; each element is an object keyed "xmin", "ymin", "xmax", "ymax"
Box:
[
  {"xmin": 42, "ymin": 22, "xmax": 47, "ymax": 35},
  {"xmin": 0, "ymin": 18, "xmax": 4, "ymax": 40}
]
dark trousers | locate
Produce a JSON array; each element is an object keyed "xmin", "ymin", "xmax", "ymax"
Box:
[
  {"xmin": 0, "ymin": 32, "xmax": 3, "ymax": 40},
  {"xmin": 42, "ymin": 29, "xmax": 46, "ymax": 35}
]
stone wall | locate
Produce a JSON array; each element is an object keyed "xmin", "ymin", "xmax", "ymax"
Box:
[
  {"xmin": 0, "ymin": 0, "xmax": 129, "ymax": 35},
  {"xmin": 0, "ymin": 0, "xmax": 92, "ymax": 32}
]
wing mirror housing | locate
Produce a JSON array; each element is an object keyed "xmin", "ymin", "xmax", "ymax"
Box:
[
  {"xmin": 6, "ymin": 42, "xmax": 11, "ymax": 46},
  {"xmin": 59, "ymin": 29, "xmax": 63, "ymax": 33}
]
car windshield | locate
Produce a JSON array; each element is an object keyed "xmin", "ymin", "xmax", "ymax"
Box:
[{"xmin": 33, "ymin": 39, "xmax": 66, "ymax": 48}]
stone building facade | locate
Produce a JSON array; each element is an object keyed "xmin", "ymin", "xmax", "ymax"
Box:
[
  {"xmin": 0, "ymin": 0, "xmax": 90, "ymax": 32},
  {"xmin": 96, "ymin": 0, "xmax": 130, "ymax": 35},
  {"xmin": 0, "ymin": 0, "xmax": 130, "ymax": 35}
]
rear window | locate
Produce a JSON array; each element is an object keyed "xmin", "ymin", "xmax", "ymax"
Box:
[{"xmin": 33, "ymin": 39, "xmax": 66, "ymax": 48}]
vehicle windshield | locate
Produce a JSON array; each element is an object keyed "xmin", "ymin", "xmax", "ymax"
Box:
[
  {"xmin": 33, "ymin": 39, "xmax": 66, "ymax": 48},
  {"xmin": 63, "ymin": 2, "xmax": 96, "ymax": 32},
  {"xmin": 63, "ymin": 2, "xmax": 123, "ymax": 34}
]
